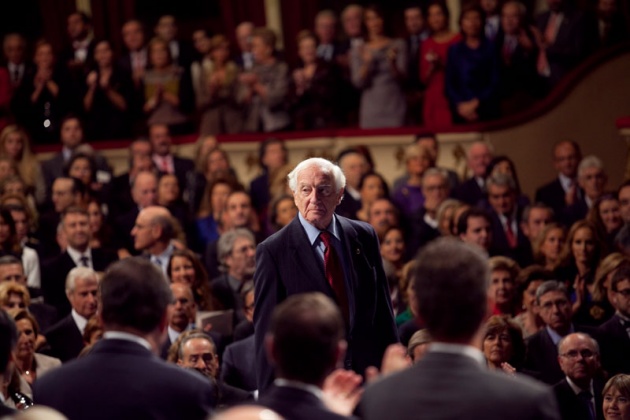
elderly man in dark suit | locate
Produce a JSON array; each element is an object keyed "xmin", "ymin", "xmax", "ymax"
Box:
[
  {"xmin": 33, "ymin": 258, "xmax": 214, "ymax": 420},
  {"xmin": 455, "ymin": 141, "xmax": 493, "ymax": 205},
  {"xmin": 254, "ymin": 157, "xmax": 397, "ymax": 392},
  {"xmin": 358, "ymin": 237, "xmax": 560, "ymax": 419},
  {"xmin": 553, "ymin": 333, "xmax": 605, "ymax": 420}
]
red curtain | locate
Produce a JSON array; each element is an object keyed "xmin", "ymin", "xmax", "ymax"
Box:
[
  {"xmin": 37, "ymin": 0, "xmax": 76, "ymax": 51},
  {"xmin": 279, "ymin": 0, "xmax": 324, "ymax": 67}
]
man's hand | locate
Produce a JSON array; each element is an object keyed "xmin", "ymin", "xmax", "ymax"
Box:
[
  {"xmin": 365, "ymin": 343, "xmax": 411, "ymax": 384},
  {"xmin": 322, "ymin": 368, "xmax": 363, "ymax": 416}
]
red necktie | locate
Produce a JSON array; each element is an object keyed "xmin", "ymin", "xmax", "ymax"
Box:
[
  {"xmin": 505, "ymin": 221, "xmax": 517, "ymax": 248},
  {"xmin": 319, "ymin": 231, "xmax": 349, "ymax": 324}
]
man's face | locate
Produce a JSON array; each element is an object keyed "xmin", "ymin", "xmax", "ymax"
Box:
[
  {"xmin": 52, "ymin": 179, "xmax": 76, "ymax": 213},
  {"xmin": 522, "ymin": 208, "xmax": 553, "ymax": 241},
  {"xmin": 315, "ymin": 15, "xmax": 336, "ymax": 44},
  {"xmin": 156, "ymin": 16, "xmax": 177, "ymax": 42},
  {"xmin": 579, "ymin": 166, "xmax": 607, "ymax": 201},
  {"xmin": 63, "ymin": 213, "xmax": 90, "ymax": 251},
  {"xmin": 10, "ymin": 211, "xmax": 28, "ymax": 241},
  {"xmin": 149, "ymin": 125, "xmax": 172, "ymax": 156},
  {"xmin": 467, "ymin": 144, "xmax": 492, "ymax": 177},
  {"xmin": 68, "ymin": 277, "xmax": 98, "ymax": 319},
  {"xmin": 67, "ymin": 13, "xmax": 88, "ymax": 40},
  {"xmin": 178, "ymin": 337, "xmax": 219, "ymax": 379},
  {"xmin": 122, "ymin": 21, "xmax": 145, "ymax": 51},
  {"xmin": 558, "ymin": 334, "xmax": 600, "ymax": 385},
  {"xmin": 501, "ymin": 3, "xmax": 521, "ymax": 34},
  {"xmin": 553, "ymin": 142, "xmax": 580, "ymax": 178},
  {"xmin": 423, "ymin": 174, "xmax": 449, "ymax": 212},
  {"xmin": 342, "ymin": 8, "xmax": 363, "ymax": 37},
  {"xmin": 613, "ymin": 279, "xmax": 630, "ymax": 318},
  {"xmin": 131, "ymin": 210, "xmax": 157, "ymax": 251},
  {"xmin": 132, "ymin": 174, "xmax": 158, "ymax": 208},
  {"xmin": 488, "ymin": 184, "xmax": 516, "ymax": 216},
  {"xmin": 226, "ymin": 192, "xmax": 253, "ymax": 229},
  {"xmin": 538, "ymin": 290, "xmax": 572, "ymax": 332},
  {"xmin": 225, "ymin": 236, "xmax": 256, "ymax": 280},
  {"xmin": 262, "ymin": 143, "xmax": 286, "ymax": 172},
  {"xmin": 169, "ymin": 283, "xmax": 195, "ymax": 330},
  {"xmin": 619, "ymin": 186, "xmax": 630, "ymax": 223},
  {"xmin": 294, "ymin": 166, "xmax": 343, "ymax": 230},
  {"xmin": 235, "ymin": 23, "xmax": 253, "ymax": 53},
  {"xmin": 0, "ymin": 263, "xmax": 25, "ymax": 284},
  {"xmin": 460, "ymin": 216, "xmax": 492, "ymax": 250},
  {"xmin": 3, "ymin": 35, "xmax": 25, "ymax": 64},
  {"xmin": 368, "ymin": 199, "xmax": 397, "ymax": 237},
  {"xmin": 340, "ymin": 154, "xmax": 368, "ymax": 190},
  {"xmin": 60, "ymin": 118, "xmax": 83, "ymax": 149},
  {"xmin": 405, "ymin": 7, "xmax": 424, "ymax": 34}
]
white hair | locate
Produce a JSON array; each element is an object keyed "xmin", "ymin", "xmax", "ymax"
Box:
[
  {"xmin": 287, "ymin": 158, "xmax": 346, "ymax": 193},
  {"xmin": 578, "ymin": 155, "xmax": 604, "ymax": 178},
  {"xmin": 65, "ymin": 267, "xmax": 98, "ymax": 293}
]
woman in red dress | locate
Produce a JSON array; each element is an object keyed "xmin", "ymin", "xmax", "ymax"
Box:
[{"xmin": 420, "ymin": 1, "xmax": 461, "ymax": 127}]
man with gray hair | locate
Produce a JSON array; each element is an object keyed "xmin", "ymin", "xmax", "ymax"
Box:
[
  {"xmin": 409, "ymin": 167, "xmax": 449, "ymax": 255},
  {"xmin": 45, "ymin": 267, "xmax": 99, "ymax": 362},
  {"xmin": 359, "ymin": 238, "xmax": 560, "ymax": 419},
  {"xmin": 211, "ymin": 228, "xmax": 256, "ymax": 315},
  {"xmin": 254, "ymin": 157, "xmax": 397, "ymax": 392},
  {"xmin": 314, "ymin": 10, "xmax": 339, "ymax": 62},
  {"xmin": 564, "ymin": 155, "xmax": 608, "ymax": 225}
]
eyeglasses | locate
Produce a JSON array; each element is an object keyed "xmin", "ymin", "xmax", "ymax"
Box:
[{"xmin": 560, "ymin": 349, "xmax": 596, "ymax": 360}]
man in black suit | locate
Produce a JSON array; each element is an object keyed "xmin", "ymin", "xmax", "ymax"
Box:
[
  {"xmin": 408, "ymin": 168, "xmax": 449, "ymax": 256},
  {"xmin": 45, "ymin": 267, "xmax": 99, "ymax": 362},
  {"xmin": 221, "ymin": 335, "xmax": 257, "ymax": 392},
  {"xmin": 42, "ymin": 206, "xmax": 117, "ymax": 316},
  {"xmin": 521, "ymin": 203, "xmax": 554, "ymax": 251},
  {"xmin": 0, "ymin": 309, "xmax": 17, "ymax": 415},
  {"xmin": 403, "ymin": 6, "xmax": 428, "ymax": 124},
  {"xmin": 154, "ymin": 15, "xmax": 193, "ymax": 69},
  {"xmin": 455, "ymin": 141, "xmax": 493, "ymax": 205},
  {"xmin": 535, "ymin": 140, "xmax": 582, "ymax": 219},
  {"xmin": 563, "ymin": 155, "xmax": 608, "ymax": 226},
  {"xmin": 254, "ymin": 157, "xmax": 397, "ymax": 392},
  {"xmin": 335, "ymin": 149, "xmax": 369, "ymax": 219},
  {"xmin": 523, "ymin": 281, "xmax": 607, "ymax": 384},
  {"xmin": 160, "ymin": 283, "xmax": 196, "ymax": 359},
  {"xmin": 149, "ymin": 123, "xmax": 194, "ymax": 192},
  {"xmin": 553, "ymin": 333, "xmax": 605, "ymax": 420},
  {"xmin": 2, "ymin": 33, "xmax": 33, "ymax": 91},
  {"xmin": 119, "ymin": 19, "xmax": 148, "ymax": 120},
  {"xmin": 599, "ymin": 263, "xmax": 630, "ymax": 375},
  {"xmin": 33, "ymin": 258, "xmax": 215, "ymax": 419},
  {"xmin": 358, "ymin": 238, "xmax": 560, "ymax": 419},
  {"xmin": 457, "ymin": 207, "xmax": 493, "ymax": 254},
  {"xmin": 234, "ymin": 22, "xmax": 254, "ymax": 70},
  {"xmin": 314, "ymin": 10, "xmax": 342, "ymax": 62}
]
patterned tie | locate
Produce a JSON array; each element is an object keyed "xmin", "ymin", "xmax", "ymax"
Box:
[{"xmin": 319, "ymin": 231, "xmax": 349, "ymax": 324}]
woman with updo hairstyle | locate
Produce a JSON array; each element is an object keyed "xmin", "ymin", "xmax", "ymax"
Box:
[
  {"xmin": 588, "ymin": 193, "xmax": 623, "ymax": 249},
  {"xmin": 481, "ymin": 315, "xmax": 526, "ymax": 375},
  {"xmin": 533, "ymin": 222, "xmax": 566, "ymax": 270},
  {"xmin": 167, "ymin": 248, "xmax": 215, "ymax": 311},
  {"xmin": 602, "ymin": 374, "xmax": 630, "ymax": 420}
]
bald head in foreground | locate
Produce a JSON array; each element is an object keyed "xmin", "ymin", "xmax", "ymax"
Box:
[
  {"xmin": 33, "ymin": 258, "xmax": 215, "ymax": 420},
  {"xmin": 359, "ymin": 238, "xmax": 561, "ymax": 420}
]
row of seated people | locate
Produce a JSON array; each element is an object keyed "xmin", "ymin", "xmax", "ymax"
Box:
[{"xmin": 1, "ymin": 0, "xmax": 628, "ymax": 144}]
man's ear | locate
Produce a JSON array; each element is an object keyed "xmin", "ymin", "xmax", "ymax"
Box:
[{"xmin": 337, "ymin": 188, "xmax": 345, "ymax": 205}]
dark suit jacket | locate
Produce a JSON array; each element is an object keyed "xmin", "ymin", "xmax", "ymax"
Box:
[
  {"xmin": 221, "ymin": 335, "xmax": 257, "ymax": 392},
  {"xmin": 536, "ymin": 178, "xmax": 568, "ymax": 218},
  {"xmin": 408, "ymin": 207, "xmax": 441, "ymax": 257},
  {"xmin": 359, "ymin": 351, "xmax": 560, "ymax": 419},
  {"xmin": 41, "ymin": 151, "xmax": 112, "ymax": 198},
  {"xmin": 109, "ymin": 172, "xmax": 135, "ymax": 219},
  {"xmin": 32, "ymin": 338, "xmax": 214, "ymax": 420},
  {"xmin": 41, "ymin": 248, "xmax": 118, "ymax": 316},
  {"xmin": 172, "ymin": 155, "xmax": 195, "ymax": 193},
  {"xmin": 488, "ymin": 209, "xmax": 533, "ymax": 267},
  {"xmin": 29, "ymin": 302, "xmax": 59, "ymax": 333},
  {"xmin": 335, "ymin": 193, "xmax": 361, "ymax": 220},
  {"xmin": 254, "ymin": 216, "xmax": 398, "ymax": 391},
  {"xmin": 455, "ymin": 177, "xmax": 484, "ymax": 205},
  {"xmin": 44, "ymin": 314, "xmax": 84, "ymax": 362},
  {"xmin": 562, "ymin": 197, "xmax": 589, "ymax": 227},
  {"xmin": 554, "ymin": 377, "xmax": 604, "ymax": 420},
  {"xmin": 599, "ymin": 314, "xmax": 630, "ymax": 375},
  {"xmin": 114, "ymin": 207, "xmax": 140, "ymax": 254},
  {"xmin": 259, "ymin": 385, "xmax": 351, "ymax": 420}
]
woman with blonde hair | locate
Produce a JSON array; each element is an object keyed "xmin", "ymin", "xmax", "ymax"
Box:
[
  {"xmin": 590, "ymin": 252, "xmax": 629, "ymax": 323},
  {"xmin": 0, "ymin": 126, "xmax": 44, "ymax": 205},
  {"xmin": 533, "ymin": 222, "xmax": 566, "ymax": 271},
  {"xmin": 602, "ymin": 374, "xmax": 630, "ymax": 420}
]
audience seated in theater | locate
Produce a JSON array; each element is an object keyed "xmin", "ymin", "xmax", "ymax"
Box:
[
  {"xmin": 167, "ymin": 248, "xmax": 214, "ymax": 311},
  {"xmin": 514, "ymin": 265, "xmax": 554, "ymax": 338},
  {"xmin": 534, "ymin": 222, "xmax": 566, "ymax": 270},
  {"xmin": 33, "ymin": 258, "xmax": 215, "ymax": 419},
  {"xmin": 367, "ymin": 197, "xmax": 399, "ymax": 241},
  {"xmin": 521, "ymin": 203, "xmax": 554, "ymax": 254},
  {"xmin": 0, "ymin": 126, "xmax": 45, "ymax": 205},
  {"xmin": 350, "ymin": 5, "xmax": 407, "ymax": 129},
  {"xmin": 173, "ymin": 330, "xmax": 252, "ymax": 409},
  {"xmin": 553, "ymin": 332, "xmax": 605, "ymax": 420},
  {"xmin": 290, "ymin": 30, "xmax": 344, "ymax": 130},
  {"xmin": 455, "ymin": 141, "xmax": 494, "ymax": 205},
  {"xmin": 44, "ymin": 267, "xmax": 98, "ymax": 362},
  {"xmin": 554, "ymin": 220, "xmax": 606, "ymax": 326},
  {"xmin": 486, "ymin": 174, "xmax": 533, "ymax": 266},
  {"xmin": 130, "ymin": 205, "xmax": 176, "ymax": 275},
  {"xmin": 536, "ymin": 0, "xmax": 595, "ymax": 87},
  {"xmin": 41, "ymin": 206, "xmax": 116, "ymax": 316},
  {"xmin": 239, "ymin": 28, "xmax": 290, "ymax": 133},
  {"xmin": 488, "ymin": 256, "xmax": 521, "ymax": 316},
  {"xmin": 83, "ymin": 39, "xmax": 132, "ymax": 140},
  {"xmin": 335, "ymin": 149, "xmax": 369, "ymax": 220},
  {"xmin": 595, "ymin": 0, "xmax": 628, "ymax": 48},
  {"xmin": 483, "ymin": 156, "xmax": 530, "ymax": 210},
  {"xmin": 564, "ymin": 156, "xmax": 608, "ymax": 226},
  {"xmin": 588, "ymin": 193, "xmax": 623, "ymax": 249},
  {"xmin": 160, "ymin": 282, "xmax": 196, "ymax": 359},
  {"xmin": 249, "ymin": 138, "xmax": 288, "ymax": 226},
  {"xmin": 268, "ymin": 194, "xmax": 297, "ymax": 234},
  {"xmin": 11, "ymin": 40, "xmax": 67, "ymax": 145},
  {"xmin": 481, "ymin": 315, "xmax": 526, "ymax": 374},
  {"xmin": 536, "ymin": 140, "xmax": 583, "ymax": 218},
  {"xmin": 149, "ymin": 123, "xmax": 194, "ymax": 192},
  {"xmin": 496, "ymin": 1, "xmax": 541, "ymax": 114},
  {"xmin": 392, "ymin": 144, "xmax": 433, "ymax": 222},
  {"xmin": 420, "ymin": 2, "xmax": 461, "ymax": 128},
  {"xmin": 355, "ymin": 172, "xmax": 388, "ymax": 223},
  {"xmin": 196, "ymin": 35, "xmax": 243, "ymax": 135},
  {"xmin": 457, "ymin": 207, "xmax": 493, "ymax": 254},
  {"xmin": 403, "ymin": 5, "xmax": 428, "ymax": 125},
  {"xmin": 600, "ymin": 262, "xmax": 630, "ymax": 375},
  {"xmin": 408, "ymin": 168, "xmax": 450, "ymax": 255},
  {"xmin": 142, "ymin": 37, "xmax": 193, "ymax": 131},
  {"xmin": 446, "ymin": 5, "xmax": 500, "ymax": 124}
]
